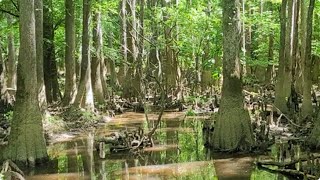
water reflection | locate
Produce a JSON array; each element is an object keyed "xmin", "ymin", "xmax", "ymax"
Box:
[{"xmin": 26, "ymin": 112, "xmax": 287, "ymax": 180}]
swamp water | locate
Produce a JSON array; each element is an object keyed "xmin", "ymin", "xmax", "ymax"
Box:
[{"xmin": 26, "ymin": 112, "xmax": 291, "ymax": 180}]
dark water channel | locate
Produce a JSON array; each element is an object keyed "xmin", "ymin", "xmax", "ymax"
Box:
[{"xmin": 26, "ymin": 112, "xmax": 290, "ymax": 180}]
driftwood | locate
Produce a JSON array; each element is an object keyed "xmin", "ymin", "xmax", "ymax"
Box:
[
  {"xmin": 257, "ymin": 154, "xmax": 320, "ymax": 179},
  {"xmin": 1, "ymin": 160, "xmax": 25, "ymax": 180},
  {"xmin": 258, "ymin": 165, "xmax": 317, "ymax": 180},
  {"xmin": 256, "ymin": 154, "xmax": 320, "ymax": 168},
  {"xmin": 95, "ymin": 128, "xmax": 154, "ymax": 158}
]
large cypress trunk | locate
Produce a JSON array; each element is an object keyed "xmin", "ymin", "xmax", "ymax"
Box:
[
  {"xmin": 3, "ymin": 0, "xmax": 48, "ymax": 165},
  {"xmin": 210, "ymin": 0, "xmax": 254, "ymax": 151}
]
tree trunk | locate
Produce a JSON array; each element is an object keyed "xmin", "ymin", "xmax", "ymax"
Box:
[
  {"xmin": 162, "ymin": 0, "xmax": 178, "ymax": 95},
  {"xmin": 274, "ymin": 0, "xmax": 288, "ymax": 113},
  {"xmin": 0, "ymin": 41, "xmax": 6, "ymax": 98},
  {"xmin": 63, "ymin": 0, "xmax": 77, "ymax": 106},
  {"xmin": 265, "ymin": 33, "xmax": 274, "ymax": 84},
  {"xmin": 91, "ymin": 4, "xmax": 105, "ymax": 104},
  {"xmin": 35, "ymin": 0, "xmax": 47, "ymax": 110},
  {"xmin": 4, "ymin": 0, "xmax": 48, "ymax": 165},
  {"xmin": 291, "ymin": 0, "xmax": 300, "ymax": 84},
  {"xmin": 6, "ymin": 15, "xmax": 16, "ymax": 91},
  {"xmin": 123, "ymin": 0, "xmax": 139, "ymax": 99},
  {"xmin": 301, "ymin": 0, "xmax": 315, "ymax": 117},
  {"xmin": 118, "ymin": 0, "xmax": 127, "ymax": 86},
  {"xmin": 43, "ymin": 0, "xmax": 60, "ymax": 103},
  {"xmin": 74, "ymin": 0, "xmax": 94, "ymax": 110},
  {"xmin": 106, "ymin": 33, "xmax": 119, "ymax": 89},
  {"xmin": 210, "ymin": 0, "xmax": 254, "ymax": 151},
  {"xmin": 136, "ymin": 0, "xmax": 145, "ymax": 101}
]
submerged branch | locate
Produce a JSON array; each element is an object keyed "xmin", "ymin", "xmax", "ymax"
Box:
[{"xmin": 147, "ymin": 75, "xmax": 165, "ymax": 138}]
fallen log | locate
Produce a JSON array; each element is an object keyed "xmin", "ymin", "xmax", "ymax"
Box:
[
  {"xmin": 258, "ymin": 165, "xmax": 317, "ymax": 180},
  {"xmin": 256, "ymin": 154, "xmax": 320, "ymax": 168}
]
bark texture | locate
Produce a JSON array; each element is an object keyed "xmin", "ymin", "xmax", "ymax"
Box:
[
  {"xmin": 92, "ymin": 5, "xmax": 105, "ymax": 104},
  {"xmin": 63, "ymin": 0, "xmax": 77, "ymax": 106},
  {"xmin": 274, "ymin": 0, "xmax": 289, "ymax": 113},
  {"xmin": 43, "ymin": 0, "xmax": 60, "ymax": 103},
  {"xmin": 301, "ymin": 0, "xmax": 315, "ymax": 117},
  {"xmin": 210, "ymin": 0, "xmax": 254, "ymax": 151},
  {"xmin": 6, "ymin": 15, "xmax": 16, "ymax": 90},
  {"xmin": 35, "ymin": 0, "xmax": 47, "ymax": 109},
  {"xmin": 74, "ymin": 0, "xmax": 94, "ymax": 110},
  {"xmin": 4, "ymin": 0, "xmax": 48, "ymax": 165}
]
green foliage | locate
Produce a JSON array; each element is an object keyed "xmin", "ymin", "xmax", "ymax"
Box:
[
  {"xmin": 4, "ymin": 111, "xmax": 13, "ymax": 123},
  {"xmin": 185, "ymin": 108, "xmax": 196, "ymax": 116}
]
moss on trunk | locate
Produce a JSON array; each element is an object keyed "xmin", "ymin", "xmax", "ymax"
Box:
[{"xmin": 211, "ymin": 95, "xmax": 254, "ymax": 151}]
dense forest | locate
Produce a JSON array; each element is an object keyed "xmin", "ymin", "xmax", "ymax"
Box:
[{"xmin": 0, "ymin": 0, "xmax": 320, "ymax": 179}]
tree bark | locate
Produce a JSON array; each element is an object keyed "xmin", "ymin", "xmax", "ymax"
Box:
[
  {"xmin": 274, "ymin": 0, "xmax": 288, "ymax": 113},
  {"xmin": 63, "ymin": 0, "xmax": 77, "ymax": 106},
  {"xmin": 123, "ymin": 0, "xmax": 140, "ymax": 99},
  {"xmin": 162, "ymin": 0, "xmax": 178, "ymax": 95},
  {"xmin": 4, "ymin": 0, "xmax": 48, "ymax": 165},
  {"xmin": 43, "ymin": 0, "xmax": 60, "ymax": 103},
  {"xmin": 210, "ymin": 0, "xmax": 254, "ymax": 151},
  {"xmin": 301, "ymin": 0, "xmax": 315, "ymax": 117},
  {"xmin": 91, "ymin": 3, "xmax": 105, "ymax": 104},
  {"xmin": 265, "ymin": 33, "xmax": 274, "ymax": 84},
  {"xmin": 74, "ymin": 0, "xmax": 94, "ymax": 110},
  {"xmin": 35, "ymin": 0, "xmax": 47, "ymax": 110},
  {"xmin": 118, "ymin": 0, "xmax": 128, "ymax": 86},
  {"xmin": 0, "ymin": 40, "xmax": 6, "ymax": 98},
  {"xmin": 6, "ymin": 15, "xmax": 16, "ymax": 91}
]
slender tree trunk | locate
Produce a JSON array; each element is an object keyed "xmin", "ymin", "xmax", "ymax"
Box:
[
  {"xmin": 106, "ymin": 33, "xmax": 118, "ymax": 89},
  {"xmin": 6, "ymin": 15, "xmax": 16, "ymax": 90},
  {"xmin": 135, "ymin": 0, "xmax": 145, "ymax": 102},
  {"xmin": 35, "ymin": 0, "xmax": 47, "ymax": 110},
  {"xmin": 291, "ymin": 0, "xmax": 300, "ymax": 84},
  {"xmin": 265, "ymin": 33, "xmax": 274, "ymax": 84},
  {"xmin": 123, "ymin": 0, "xmax": 139, "ymax": 99},
  {"xmin": 241, "ymin": 0, "xmax": 247, "ymax": 76},
  {"xmin": 92, "ymin": 4, "xmax": 105, "ymax": 104},
  {"xmin": 63, "ymin": 0, "xmax": 77, "ymax": 106},
  {"xmin": 162, "ymin": 0, "xmax": 178, "ymax": 95},
  {"xmin": 274, "ymin": 0, "xmax": 288, "ymax": 113},
  {"xmin": 301, "ymin": 0, "xmax": 315, "ymax": 117},
  {"xmin": 211, "ymin": 0, "xmax": 254, "ymax": 151},
  {"xmin": 4, "ymin": 0, "xmax": 48, "ymax": 165},
  {"xmin": 74, "ymin": 0, "xmax": 94, "ymax": 110},
  {"xmin": 43, "ymin": 0, "xmax": 60, "ymax": 103},
  {"xmin": 118, "ymin": 0, "xmax": 127, "ymax": 86},
  {"xmin": 0, "ymin": 41, "xmax": 6, "ymax": 98}
]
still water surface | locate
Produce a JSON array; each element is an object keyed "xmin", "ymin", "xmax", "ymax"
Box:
[{"xmin": 26, "ymin": 112, "xmax": 289, "ymax": 180}]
